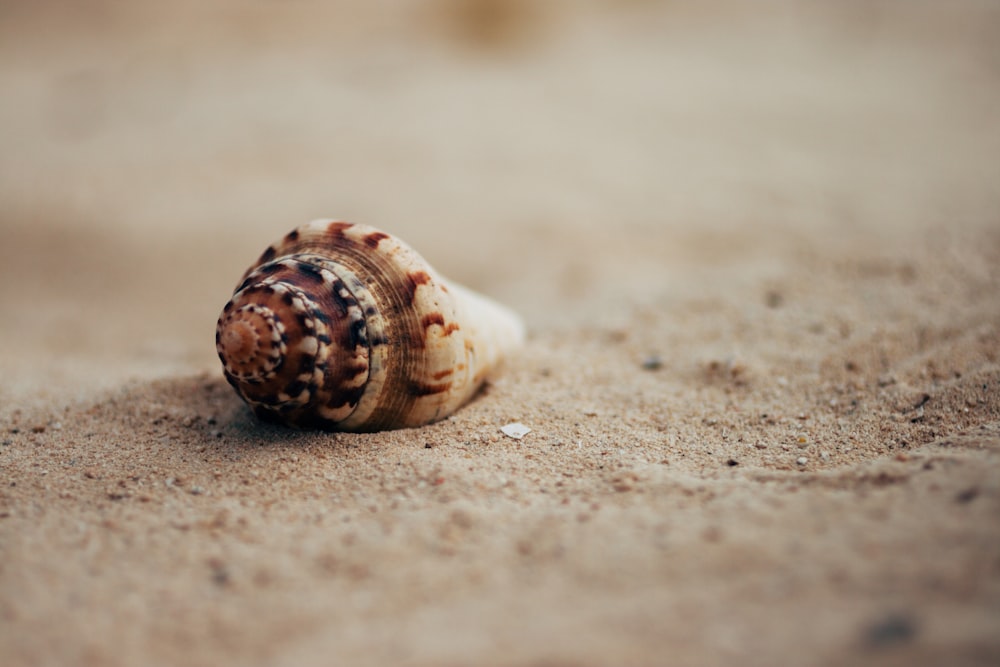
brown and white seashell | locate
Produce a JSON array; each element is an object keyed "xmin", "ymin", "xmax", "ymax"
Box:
[{"xmin": 216, "ymin": 220, "xmax": 525, "ymax": 432}]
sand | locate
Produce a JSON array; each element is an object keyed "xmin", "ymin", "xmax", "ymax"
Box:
[{"xmin": 1, "ymin": 1, "xmax": 999, "ymax": 665}]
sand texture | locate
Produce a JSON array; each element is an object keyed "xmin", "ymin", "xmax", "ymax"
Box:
[{"xmin": 2, "ymin": 2, "xmax": 999, "ymax": 665}]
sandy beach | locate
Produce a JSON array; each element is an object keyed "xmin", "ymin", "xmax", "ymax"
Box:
[{"xmin": 1, "ymin": 1, "xmax": 999, "ymax": 665}]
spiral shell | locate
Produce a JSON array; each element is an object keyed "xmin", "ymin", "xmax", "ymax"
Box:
[{"xmin": 216, "ymin": 220, "xmax": 525, "ymax": 432}]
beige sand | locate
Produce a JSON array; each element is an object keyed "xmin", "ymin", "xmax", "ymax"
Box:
[{"xmin": 2, "ymin": 2, "xmax": 999, "ymax": 665}]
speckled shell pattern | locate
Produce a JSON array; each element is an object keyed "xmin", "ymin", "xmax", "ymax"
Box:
[{"xmin": 216, "ymin": 220, "xmax": 525, "ymax": 432}]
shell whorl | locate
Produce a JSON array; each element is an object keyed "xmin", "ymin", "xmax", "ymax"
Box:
[{"xmin": 216, "ymin": 220, "xmax": 524, "ymax": 432}]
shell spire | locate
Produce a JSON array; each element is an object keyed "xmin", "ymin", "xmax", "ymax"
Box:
[{"xmin": 216, "ymin": 220, "xmax": 525, "ymax": 432}]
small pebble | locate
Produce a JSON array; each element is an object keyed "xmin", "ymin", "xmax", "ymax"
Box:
[
  {"xmin": 796, "ymin": 457, "xmax": 808, "ymax": 466},
  {"xmin": 641, "ymin": 355, "xmax": 663, "ymax": 371},
  {"xmin": 864, "ymin": 613, "xmax": 917, "ymax": 648},
  {"xmin": 500, "ymin": 423, "xmax": 531, "ymax": 440},
  {"xmin": 955, "ymin": 487, "xmax": 979, "ymax": 504}
]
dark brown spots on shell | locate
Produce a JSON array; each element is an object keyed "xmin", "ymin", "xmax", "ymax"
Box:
[
  {"xmin": 349, "ymin": 318, "xmax": 367, "ymax": 346},
  {"xmin": 408, "ymin": 380, "xmax": 453, "ymax": 396},
  {"xmin": 296, "ymin": 262, "xmax": 325, "ymax": 283},
  {"xmin": 432, "ymin": 368, "xmax": 454, "ymax": 381},
  {"xmin": 259, "ymin": 246, "xmax": 277, "ymax": 264},
  {"xmin": 298, "ymin": 349, "xmax": 316, "ymax": 374},
  {"xmin": 421, "ymin": 312, "xmax": 460, "ymax": 336},
  {"xmin": 363, "ymin": 231, "xmax": 390, "ymax": 249},
  {"xmin": 326, "ymin": 221, "xmax": 354, "ymax": 238},
  {"xmin": 285, "ymin": 229, "xmax": 300, "ymax": 243},
  {"xmin": 326, "ymin": 390, "xmax": 364, "ymax": 411},
  {"xmin": 284, "ymin": 379, "xmax": 308, "ymax": 397},
  {"xmin": 329, "ymin": 279, "xmax": 345, "ymax": 297},
  {"xmin": 294, "ymin": 311, "xmax": 311, "ymax": 328},
  {"xmin": 422, "ymin": 312, "xmax": 446, "ymax": 329},
  {"xmin": 238, "ymin": 264, "xmax": 282, "ymax": 292},
  {"xmin": 322, "ymin": 401, "xmax": 356, "ymax": 417},
  {"xmin": 405, "ymin": 271, "xmax": 432, "ymax": 305}
]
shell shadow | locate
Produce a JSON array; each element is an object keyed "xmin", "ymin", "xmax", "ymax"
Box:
[{"xmin": 124, "ymin": 374, "xmax": 373, "ymax": 455}]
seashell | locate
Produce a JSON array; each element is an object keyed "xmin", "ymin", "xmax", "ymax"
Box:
[{"xmin": 216, "ymin": 220, "xmax": 525, "ymax": 432}]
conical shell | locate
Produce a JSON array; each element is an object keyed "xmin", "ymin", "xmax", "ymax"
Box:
[{"xmin": 216, "ymin": 220, "xmax": 525, "ymax": 432}]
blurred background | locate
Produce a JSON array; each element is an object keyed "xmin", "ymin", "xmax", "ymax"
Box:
[{"xmin": 1, "ymin": 0, "xmax": 998, "ymax": 402}]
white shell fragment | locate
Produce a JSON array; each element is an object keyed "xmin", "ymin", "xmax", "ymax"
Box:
[
  {"xmin": 500, "ymin": 422, "xmax": 532, "ymax": 440},
  {"xmin": 216, "ymin": 219, "xmax": 525, "ymax": 432}
]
